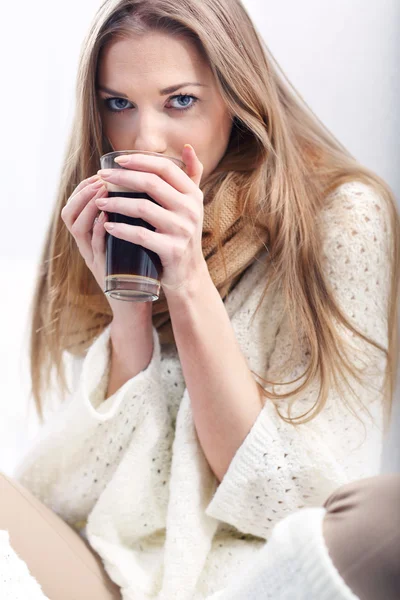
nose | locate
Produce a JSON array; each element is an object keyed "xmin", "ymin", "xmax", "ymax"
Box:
[{"xmin": 131, "ymin": 111, "xmax": 167, "ymax": 155}]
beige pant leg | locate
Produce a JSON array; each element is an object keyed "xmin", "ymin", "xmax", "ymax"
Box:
[
  {"xmin": 323, "ymin": 473, "xmax": 400, "ymax": 600},
  {"xmin": 0, "ymin": 472, "xmax": 121, "ymax": 600}
]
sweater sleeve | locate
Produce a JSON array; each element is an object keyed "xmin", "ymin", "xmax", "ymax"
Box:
[
  {"xmin": 13, "ymin": 323, "xmax": 167, "ymax": 524},
  {"xmin": 72, "ymin": 321, "xmax": 162, "ymax": 420},
  {"xmin": 205, "ymin": 182, "xmax": 392, "ymax": 539},
  {"xmin": 207, "ymin": 507, "xmax": 360, "ymax": 600}
]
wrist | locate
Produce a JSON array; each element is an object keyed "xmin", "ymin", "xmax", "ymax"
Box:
[
  {"xmin": 110, "ymin": 302, "xmax": 154, "ymax": 371},
  {"xmin": 110, "ymin": 300, "xmax": 153, "ymax": 339},
  {"xmin": 107, "ymin": 302, "xmax": 154, "ymax": 394},
  {"xmin": 162, "ymin": 260, "xmax": 212, "ymax": 304}
]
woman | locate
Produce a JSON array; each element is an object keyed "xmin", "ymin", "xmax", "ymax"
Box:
[{"xmin": 1, "ymin": 0, "xmax": 399, "ymax": 598}]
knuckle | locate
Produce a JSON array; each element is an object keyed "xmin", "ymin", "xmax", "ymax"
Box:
[
  {"xmin": 110, "ymin": 197, "xmax": 119, "ymax": 212},
  {"xmin": 110, "ymin": 170, "xmax": 120, "ymax": 184},
  {"xmin": 186, "ymin": 222, "xmax": 197, "ymax": 238},
  {"xmin": 70, "ymin": 221, "xmax": 81, "ymax": 237},
  {"xmin": 60, "ymin": 206, "xmax": 67, "ymax": 222},
  {"xmin": 137, "ymin": 227, "xmax": 148, "ymax": 243},
  {"xmin": 171, "ymin": 241, "xmax": 184, "ymax": 261},
  {"xmin": 160, "ymin": 162, "xmax": 170, "ymax": 179},
  {"xmin": 147, "ymin": 174, "xmax": 159, "ymax": 194},
  {"xmin": 135, "ymin": 199, "xmax": 145, "ymax": 218},
  {"xmin": 185, "ymin": 206, "xmax": 199, "ymax": 224},
  {"xmin": 176, "ymin": 218, "xmax": 191, "ymax": 239},
  {"xmin": 61, "ymin": 202, "xmax": 72, "ymax": 220}
]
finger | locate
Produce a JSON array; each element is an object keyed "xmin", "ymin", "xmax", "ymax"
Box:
[
  {"xmin": 68, "ymin": 175, "xmax": 102, "ymax": 202},
  {"xmin": 62, "ymin": 180, "xmax": 107, "ymax": 224},
  {"xmin": 104, "ymin": 222, "xmax": 168, "ymax": 258},
  {"xmin": 92, "ymin": 210, "xmax": 108, "ymax": 257},
  {"xmin": 97, "ymin": 170, "xmax": 187, "ymax": 213},
  {"xmin": 95, "ymin": 195, "xmax": 193, "ymax": 235},
  {"xmin": 108, "ymin": 152, "xmax": 199, "ymax": 196},
  {"xmin": 70, "ymin": 187, "xmax": 108, "ymax": 264},
  {"xmin": 181, "ymin": 144, "xmax": 204, "ymax": 188},
  {"xmin": 71, "ymin": 185, "xmax": 107, "ymax": 238}
]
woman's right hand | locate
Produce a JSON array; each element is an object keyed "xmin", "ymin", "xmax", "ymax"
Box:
[
  {"xmin": 61, "ymin": 174, "xmax": 154, "ymax": 394},
  {"xmin": 61, "ymin": 175, "xmax": 109, "ymax": 293},
  {"xmin": 60, "ymin": 174, "xmax": 153, "ymax": 326}
]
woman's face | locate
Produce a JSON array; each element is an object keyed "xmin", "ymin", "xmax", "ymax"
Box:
[{"xmin": 96, "ymin": 31, "xmax": 233, "ymax": 184}]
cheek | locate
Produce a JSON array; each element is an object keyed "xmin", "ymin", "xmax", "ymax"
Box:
[
  {"xmin": 98, "ymin": 110, "xmax": 114, "ymax": 137},
  {"xmin": 196, "ymin": 118, "xmax": 232, "ymax": 169},
  {"xmin": 102, "ymin": 116, "xmax": 127, "ymax": 135},
  {"xmin": 101, "ymin": 116, "xmax": 132, "ymax": 149},
  {"xmin": 99, "ymin": 105, "xmax": 128, "ymax": 132}
]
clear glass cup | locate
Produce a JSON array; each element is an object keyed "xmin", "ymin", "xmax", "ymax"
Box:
[{"xmin": 100, "ymin": 150, "xmax": 185, "ymax": 302}]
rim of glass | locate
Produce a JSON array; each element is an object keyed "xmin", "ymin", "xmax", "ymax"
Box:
[{"xmin": 100, "ymin": 150, "xmax": 185, "ymax": 168}]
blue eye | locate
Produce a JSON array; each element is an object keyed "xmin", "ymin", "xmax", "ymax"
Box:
[
  {"xmin": 105, "ymin": 98, "xmax": 132, "ymax": 112},
  {"xmin": 168, "ymin": 94, "xmax": 198, "ymax": 111},
  {"xmin": 103, "ymin": 93, "xmax": 198, "ymax": 114}
]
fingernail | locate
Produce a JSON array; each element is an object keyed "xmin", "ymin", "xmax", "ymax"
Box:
[
  {"xmin": 104, "ymin": 222, "xmax": 114, "ymax": 230},
  {"xmin": 97, "ymin": 170, "xmax": 113, "ymax": 179},
  {"xmin": 96, "ymin": 198, "xmax": 108, "ymax": 207},
  {"xmin": 91, "ymin": 179, "xmax": 104, "ymax": 189},
  {"xmin": 114, "ymin": 155, "xmax": 129, "ymax": 164}
]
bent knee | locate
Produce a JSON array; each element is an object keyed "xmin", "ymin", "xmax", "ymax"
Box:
[
  {"xmin": 324, "ymin": 473, "xmax": 400, "ymax": 518},
  {"xmin": 323, "ymin": 474, "xmax": 400, "ymax": 585}
]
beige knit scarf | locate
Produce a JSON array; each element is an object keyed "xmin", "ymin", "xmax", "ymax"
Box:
[{"xmin": 62, "ymin": 178, "xmax": 268, "ymax": 352}]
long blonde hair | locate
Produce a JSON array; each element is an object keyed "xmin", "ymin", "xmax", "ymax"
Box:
[{"xmin": 30, "ymin": 0, "xmax": 399, "ymax": 430}]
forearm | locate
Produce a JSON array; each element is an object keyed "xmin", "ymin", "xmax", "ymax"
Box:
[
  {"xmin": 165, "ymin": 265, "xmax": 263, "ymax": 483},
  {"xmin": 107, "ymin": 302, "xmax": 154, "ymax": 398}
]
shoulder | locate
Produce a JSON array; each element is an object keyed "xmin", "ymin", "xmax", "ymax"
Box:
[
  {"xmin": 321, "ymin": 181, "xmax": 389, "ymax": 223},
  {"xmin": 318, "ymin": 180, "xmax": 392, "ymax": 265},
  {"xmin": 316, "ymin": 181, "xmax": 393, "ymax": 346},
  {"xmin": 320, "ymin": 179, "xmax": 391, "ymax": 230}
]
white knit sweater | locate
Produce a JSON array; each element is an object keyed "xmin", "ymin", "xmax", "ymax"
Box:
[{"xmin": 3, "ymin": 182, "xmax": 391, "ymax": 599}]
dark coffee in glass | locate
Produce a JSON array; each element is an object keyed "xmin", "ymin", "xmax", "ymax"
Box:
[{"xmin": 99, "ymin": 151, "xmax": 185, "ymax": 302}]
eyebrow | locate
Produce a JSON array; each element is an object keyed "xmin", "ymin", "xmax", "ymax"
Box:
[{"xmin": 97, "ymin": 82, "xmax": 209, "ymax": 97}]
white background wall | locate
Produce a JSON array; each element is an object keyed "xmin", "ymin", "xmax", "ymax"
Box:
[{"xmin": 0, "ymin": 0, "xmax": 399, "ymax": 475}]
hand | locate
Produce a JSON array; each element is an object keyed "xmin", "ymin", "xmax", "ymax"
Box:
[
  {"xmin": 95, "ymin": 145, "xmax": 208, "ymax": 295},
  {"xmin": 61, "ymin": 174, "xmax": 152, "ymax": 324},
  {"xmin": 61, "ymin": 174, "xmax": 109, "ymax": 291}
]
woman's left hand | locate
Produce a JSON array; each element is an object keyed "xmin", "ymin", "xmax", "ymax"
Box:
[{"xmin": 96, "ymin": 144, "xmax": 208, "ymax": 295}]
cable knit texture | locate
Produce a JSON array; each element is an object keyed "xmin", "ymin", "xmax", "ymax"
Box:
[{"xmin": 5, "ymin": 181, "xmax": 390, "ymax": 599}]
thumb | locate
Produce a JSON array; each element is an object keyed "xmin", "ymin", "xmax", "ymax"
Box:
[{"xmin": 182, "ymin": 144, "xmax": 204, "ymax": 187}]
